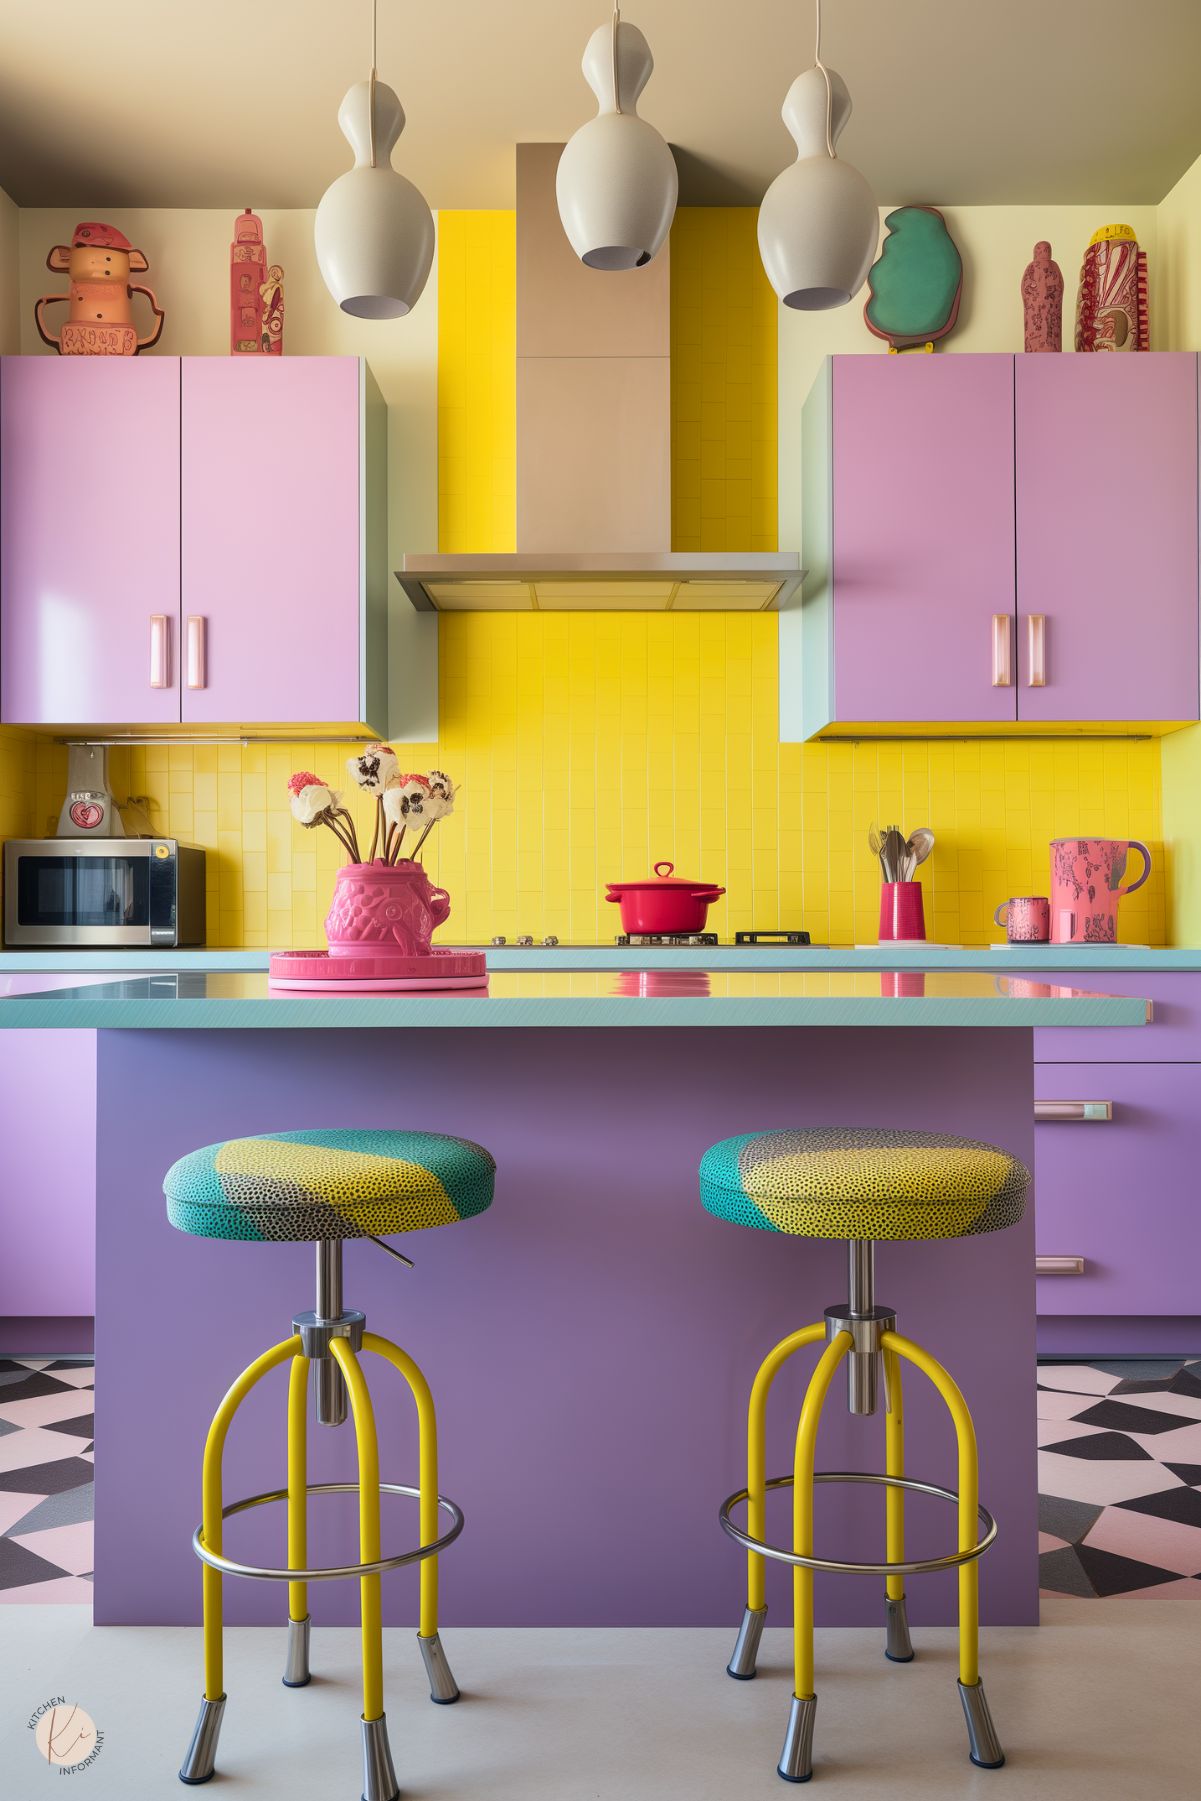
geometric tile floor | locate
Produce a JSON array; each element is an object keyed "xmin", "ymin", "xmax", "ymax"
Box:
[
  {"xmin": 2, "ymin": 1355, "xmax": 1199, "ymax": 1604},
  {"xmin": 0, "ymin": 1358, "xmax": 95, "ymax": 1603},
  {"xmin": 1038, "ymin": 1358, "xmax": 1201, "ymax": 1599}
]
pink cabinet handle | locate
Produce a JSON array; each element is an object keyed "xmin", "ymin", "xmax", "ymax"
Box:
[
  {"xmin": 1026, "ymin": 614, "xmax": 1047, "ymax": 687},
  {"xmin": 149, "ymin": 614, "xmax": 169, "ymax": 689},
  {"xmin": 991, "ymin": 613, "xmax": 1013, "ymax": 687},
  {"xmin": 186, "ymin": 615, "xmax": 207, "ymax": 690},
  {"xmin": 1034, "ymin": 1100, "xmax": 1112, "ymax": 1122},
  {"xmin": 1036, "ymin": 1255, "xmax": 1085, "ymax": 1276}
]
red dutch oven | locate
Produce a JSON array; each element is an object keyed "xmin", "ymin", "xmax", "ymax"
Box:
[{"xmin": 605, "ymin": 861, "xmax": 726, "ymax": 935}]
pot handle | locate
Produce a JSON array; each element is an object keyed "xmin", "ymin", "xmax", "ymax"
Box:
[
  {"xmin": 653, "ymin": 861, "xmax": 675, "ymax": 878},
  {"xmin": 691, "ymin": 886, "xmax": 726, "ymax": 899},
  {"xmin": 604, "ymin": 891, "xmax": 622, "ymax": 903},
  {"xmin": 1117, "ymin": 840, "xmax": 1151, "ymax": 899}
]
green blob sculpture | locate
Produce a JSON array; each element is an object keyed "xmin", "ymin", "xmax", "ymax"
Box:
[{"xmin": 864, "ymin": 206, "xmax": 963, "ymax": 350}]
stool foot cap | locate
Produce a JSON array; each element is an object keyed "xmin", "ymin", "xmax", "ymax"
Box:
[
  {"xmin": 360, "ymin": 1714, "xmax": 400, "ymax": 1801},
  {"xmin": 884, "ymin": 1594, "xmax": 914, "ymax": 1663},
  {"xmin": 179, "ymin": 1694, "xmax": 226, "ymax": 1785},
  {"xmin": 419, "ymin": 1630, "xmax": 461, "ymax": 1703},
  {"xmin": 282, "ymin": 1614, "xmax": 312, "ymax": 1688},
  {"xmin": 727, "ymin": 1603, "xmax": 768, "ymax": 1680},
  {"xmin": 958, "ymin": 1678, "xmax": 1004, "ymax": 1769},
  {"xmin": 777, "ymin": 1693, "xmax": 817, "ymax": 1784}
]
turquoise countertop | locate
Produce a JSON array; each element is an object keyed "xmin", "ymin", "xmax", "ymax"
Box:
[
  {"xmin": 0, "ymin": 969, "xmax": 1150, "ymax": 1030},
  {"xmin": 0, "ymin": 944, "xmax": 1197, "ymax": 974}
]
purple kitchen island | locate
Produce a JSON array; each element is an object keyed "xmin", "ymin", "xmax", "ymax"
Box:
[{"xmin": 0, "ymin": 968, "xmax": 1150, "ymax": 1632}]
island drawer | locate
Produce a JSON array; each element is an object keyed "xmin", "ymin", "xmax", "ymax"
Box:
[
  {"xmin": 1032, "ymin": 970, "xmax": 1201, "ymax": 1063},
  {"xmin": 1033, "ymin": 1060, "xmax": 1201, "ymax": 1316}
]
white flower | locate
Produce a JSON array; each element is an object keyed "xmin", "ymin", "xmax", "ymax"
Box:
[
  {"xmin": 423, "ymin": 771, "xmax": 457, "ymax": 821},
  {"xmin": 347, "ymin": 744, "xmax": 400, "ymax": 794},
  {"xmin": 382, "ymin": 777, "xmax": 431, "ymax": 832},
  {"xmin": 290, "ymin": 783, "xmax": 339, "ymax": 826}
]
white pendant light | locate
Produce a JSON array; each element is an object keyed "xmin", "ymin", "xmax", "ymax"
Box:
[
  {"xmin": 556, "ymin": 6, "xmax": 678, "ymax": 271},
  {"xmin": 757, "ymin": 0, "xmax": 878, "ymax": 310},
  {"xmin": 314, "ymin": 0, "xmax": 435, "ymax": 318}
]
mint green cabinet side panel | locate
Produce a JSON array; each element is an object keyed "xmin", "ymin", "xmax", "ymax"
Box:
[{"xmin": 781, "ymin": 357, "xmax": 833, "ymax": 741}]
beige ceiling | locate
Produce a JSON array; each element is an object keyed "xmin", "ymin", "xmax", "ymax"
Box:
[{"xmin": 2, "ymin": 0, "xmax": 1200, "ymax": 211}]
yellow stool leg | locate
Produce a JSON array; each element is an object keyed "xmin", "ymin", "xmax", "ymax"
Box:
[
  {"xmin": 778, "ymin": 1328, "xmax": 853, "ymax": 1784},
  {"xmin": 363, "ymin": 1330, "xmax": 460, "ymax": 1703},
  {"xmin": 283, "ymin": 1351, "xmax": 312, "ymax": 1687},
  {"xmin": 882, "ymin": 1330, "xmax": 1005, "ymax": 1770},
  {"xmin": 330, "ymin": 1338, "xmax": 400, "ymax": 1801},
  {"xmin": 179, "ymin": 1333, "xmax": 301, "ymax": 1786},
  {"xmin": 727, "ymin": 1321, "xmax": 827, "ymax": 1680},
  {"xmin": 883, "ymin": 1346, "xmax": 915, "ymax": 1663}
]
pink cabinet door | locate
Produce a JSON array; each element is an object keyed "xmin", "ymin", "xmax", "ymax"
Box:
[
  {"xmin": 832, "ymin": 355, "xmax": 1016, "ymax": 724},
  {"xmin": 180, "ymin": 358, "xmax": 362, "ymax": 725},
  {"xmin": 1, "ymin": 357, "xmax": 181, "ymax": 726},
  {"xmin": 1034, "ymin": 1061, "xmax": 1201, "ymax": 1317},
  {"xmin": 1016, "ymin": 354, "xmax": 1199, "ymax": 722}
]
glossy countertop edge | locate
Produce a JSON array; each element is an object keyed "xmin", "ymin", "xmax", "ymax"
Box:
[
  {"xmin": 0, "ymin": 974, "xmax": 1150, "ymax": 1030},
  {"xmin": 0, "ymin": 945, "xmax": 1198, "ymax": 973}
]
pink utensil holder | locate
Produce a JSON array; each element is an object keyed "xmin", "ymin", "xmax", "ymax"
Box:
[
  {"xmin": 879, "ymin": 881, "xmax": 926, "ymax": 943},
  {"xmin": 324, "ymin": 860, "xmax": 451, "ymax": 962}
]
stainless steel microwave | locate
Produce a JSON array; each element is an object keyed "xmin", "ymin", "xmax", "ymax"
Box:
[{"xmin": 3, "ymin": 839, "xmax": 206, "ymax": 947}]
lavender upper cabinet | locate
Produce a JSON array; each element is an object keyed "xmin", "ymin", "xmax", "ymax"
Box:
[
  {"xmin": 181, "ymin": 358, "xmax": 386, "ymax": 729},
  {"xmin": 1, "ymin": 357, "xmax": 182, "ymax": 726},
  {"xmin": 1015, "ymin": 354, "xmax": 1199, "ymax": 723},
  {"xmin": 788, "ymin": 355, "xmax": 1017, "ymax": 739}
]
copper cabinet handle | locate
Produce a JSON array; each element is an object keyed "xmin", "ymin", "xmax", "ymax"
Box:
[
  {"xmin": 149, "ymin": 614, "xmax": 169, "ymax": 689},
  {"xmin": 1034, "ymin": 1100, "xmax": 1113, "ymax": 1123},
  {"xmin": 186, "ymin": 615, "xmax": 207, "ymax": 690},
  {"xmin": 991, "ymin": 613, "xmax": 1013, "ymax": 687},
  {"xmin": 1036, "ymin": 1255, "xmax": 1086, "ymax": 1276},
  {"xmin": 1026, "ymin": 613, "xmax": 1046, "ymax": 687}
]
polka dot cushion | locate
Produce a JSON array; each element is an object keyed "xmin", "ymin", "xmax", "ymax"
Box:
[
  {"xmin": 164, "ymin": 1128, "xmax": 495, "ymax": 1242},
  {"xmin": 699, "ymin": 1127, "xmax": 1029, "ymax": 1242}
]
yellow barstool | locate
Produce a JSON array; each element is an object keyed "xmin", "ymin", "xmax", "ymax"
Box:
[
  {"xmin": 165, "ymin": 1128, "xmax": 495, "ymax": 1799},
  {"xmin": 700, "ymin": 1126, "xmax": 1029, "ymax": 1784}
]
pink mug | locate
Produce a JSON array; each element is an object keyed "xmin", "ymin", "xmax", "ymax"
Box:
[{"xmin": 994, "ymin": 896, "xmax": 1050, "ymax": 943}]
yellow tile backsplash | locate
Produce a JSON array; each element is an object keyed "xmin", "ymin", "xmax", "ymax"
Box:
[{"xmin": 0, "ymin": 208, "xmax": 1168, "ymax": 951}]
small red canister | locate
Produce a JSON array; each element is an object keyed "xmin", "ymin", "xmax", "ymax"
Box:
[{"xmin": 878, "ymin": 881, "xmax": 926, "ymax": 943}]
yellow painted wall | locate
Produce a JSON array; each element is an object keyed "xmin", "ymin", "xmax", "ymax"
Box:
[{"xmin": 437, "ymin": 210, "xmax": 516, "ymax": 552}]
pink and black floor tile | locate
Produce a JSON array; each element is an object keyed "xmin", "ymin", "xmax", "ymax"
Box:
[
  {"xmin": 0, "ymin": 1357, "xmax": 94, "ymax": 1603},
  {"xmin": 1038, "ymin": 1358, "xmax": 1201, "ymax": 1599}
]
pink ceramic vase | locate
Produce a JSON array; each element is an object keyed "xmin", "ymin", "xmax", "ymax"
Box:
[{"xmin": 324, "ymin": 860, "xmax": 451, "ymax": 961}]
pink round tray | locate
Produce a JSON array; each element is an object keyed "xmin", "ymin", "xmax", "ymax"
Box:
[{"xmin": 268, "ymin": 948, "xmax": 488, "ymax": 992}]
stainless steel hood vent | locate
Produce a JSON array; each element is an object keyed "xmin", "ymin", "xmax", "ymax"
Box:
[{"xmin": 398, "ymin": 146, "xmax": 801, "ymax": 613}]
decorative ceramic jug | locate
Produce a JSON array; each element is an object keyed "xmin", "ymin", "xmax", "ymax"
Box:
[
  {"xmin": 324, "ymin": 860, "xmax": 451, "ymax": 961},
  {"xmin": 1075, "ymin": 225, "xmax": 1148, "ymax": 353},
  {"xmin": 1049, "ymin": 838, "xmax": 1150, "ymax": 943}
]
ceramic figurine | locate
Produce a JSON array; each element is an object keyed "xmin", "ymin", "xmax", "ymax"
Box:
[
  {"xmin": 864, "ymin": 206, "xmax": 962, "ymax": 352},
  {"xmin": 230, "ymin": 208, "xmax": 283, "ymax": 354},
  {"xmin": 1075, "ymin": 224, "xmax": 1148, "ymax": 352},
  {"xmin": 35, "ymin": 222, "xmax": 164, "ymax": 355},
  {"xmin": 1021, "ymin": 241, "xmax": 1063, "ymax": 351}
]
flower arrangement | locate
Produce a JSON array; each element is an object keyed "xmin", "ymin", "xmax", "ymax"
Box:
[{"xmin": 288, "ymin": 747, "xmax": 457, "ymax": 866}]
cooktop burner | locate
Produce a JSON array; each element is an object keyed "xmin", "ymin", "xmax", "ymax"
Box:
[{"xmin": 613, "ymin": 930, "xmax": 813, "ymax": 948}]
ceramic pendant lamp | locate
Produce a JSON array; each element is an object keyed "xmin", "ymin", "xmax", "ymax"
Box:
[
  {"xmin": 314, "ymin": 0, "xmax": 435, "ymax": 317},
  {"xmin": 758, "ymin": 0, "xmax": 878, "ymax": 309},
  {"xmin": 556, "ymin": 7, "xmax": 678, "ymax": 270}
]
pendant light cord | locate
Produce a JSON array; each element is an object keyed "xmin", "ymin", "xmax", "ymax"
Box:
[
  {"xmin": 369, "ymin": 0, "xmax": 378, "ymax": 168},
  {"xmin": 612, "ymin": 4, "xmax": 622, "ymax": 115},
  {"xmin": 814, "ymin": 0, "xmax": 836, "ymax": 159}
]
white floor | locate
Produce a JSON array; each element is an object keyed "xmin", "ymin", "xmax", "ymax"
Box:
[{"xmin": 0, "ymin": 1601, "xmax": 1196, "ymax": 1800}]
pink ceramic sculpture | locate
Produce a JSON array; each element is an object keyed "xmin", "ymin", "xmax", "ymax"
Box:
[
  {"xmin": 324, "ymin": 859, "xmax": 451, "ymax": 961},
  {"xmin": 1021, "ymin": 242, "xmax": 1063, "ymax": 352},
  {"xmin": 1049, "ymin": 837, "xmax": 1151, "ymax": 943}
]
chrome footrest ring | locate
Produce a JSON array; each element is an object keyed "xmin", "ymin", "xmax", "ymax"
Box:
[
  {"xmin": 192, "ymin": 1480, "xmax": 464, "ymax": 1582},
  {"xmin": 719, "ymin": 1471, "xmax": 996, "ymax": 1576}
]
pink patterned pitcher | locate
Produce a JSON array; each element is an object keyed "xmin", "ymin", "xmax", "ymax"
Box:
[
  {"xmin": 1049, "ymin": 838, "xmax": 1150, "ymax": 943},
  {"xmin": 324, "ymin": 860, "xmax": 451, "ymax": 961}
]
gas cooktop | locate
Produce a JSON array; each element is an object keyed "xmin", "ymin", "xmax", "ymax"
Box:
[{"xmin": 487, "ymin": 930, "xmax": 815, "ymax": 949}]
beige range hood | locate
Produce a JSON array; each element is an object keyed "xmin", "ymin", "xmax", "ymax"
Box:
[{"xmin": 397, "ymin": 146, "xmax": 802, "ymax": 614}]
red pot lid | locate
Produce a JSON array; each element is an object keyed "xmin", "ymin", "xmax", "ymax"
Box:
[{"xmin": 605, "ymin": 861, "xmax": 725, "ymax": 895}]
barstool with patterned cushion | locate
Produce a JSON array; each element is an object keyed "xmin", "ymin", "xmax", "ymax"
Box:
[
  {"xmin": 166, "ymin": 1127, "xmax": 495, "ymax": 1800},
  {"xmin": 700, "ymin": 1127, "xmax": 1030, "ymax": 1784}
]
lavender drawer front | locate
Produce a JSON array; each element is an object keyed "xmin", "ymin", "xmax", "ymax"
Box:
[
  {"xmin": 1032, "ymin": 971, "xmax": 1194, "ymax": 1062},
  {"xmin": 831, "ymin": 355, "xmax": 1016, "ymax": 724},
  {"xmin": 1034, "ymin": 1062, "xmax": 1201, "ymax": 1316}
]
